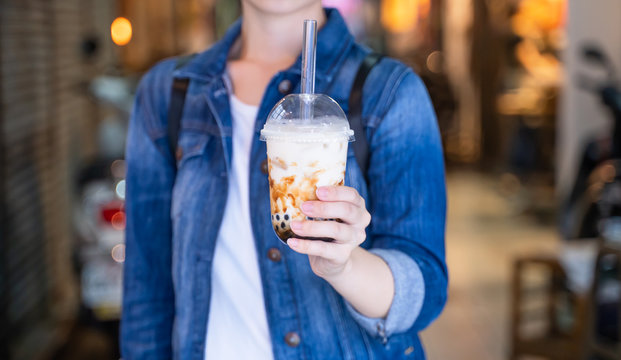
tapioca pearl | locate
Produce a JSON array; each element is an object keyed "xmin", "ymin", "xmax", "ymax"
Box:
[
  {"xmin": 284, "ymin": 214, "xmax": 289, "ymax": 221},
  {"xmin": 281, "ymin": 221, "xmax": 286, "ymax": 229},
  {"xmin": 276, "ymin": 214, "xmax": 280, "ymax": 221}
]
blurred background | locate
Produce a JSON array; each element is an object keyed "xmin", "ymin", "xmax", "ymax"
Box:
[{"xmin": 1, "ymin": 0, "xmax": 621, "ymax": 359}]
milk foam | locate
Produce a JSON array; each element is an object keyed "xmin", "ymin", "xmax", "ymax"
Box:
[
  {"xmin": 266, "ymin": 140, "xmax": 348, "ymax": 184},
  {"xmin": 260, "ymin": 116, "xmax": 354, "ymax": 143}
]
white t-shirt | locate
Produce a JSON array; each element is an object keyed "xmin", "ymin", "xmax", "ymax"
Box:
[{"xmin": 204, "ymin": 95, "xmax": 273, "ymax": 359}]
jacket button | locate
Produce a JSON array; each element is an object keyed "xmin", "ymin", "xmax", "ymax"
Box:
[
  {"xmin": 261, "ymin": 159, "xmax": 269, "ymax": 174},
  {"xmin": 278, "ymin": 79, "xmax": 292, "ymax": 94},
  {"xmin": 284, "ymin": 332, "xmax": 300, "ymax": 347},
  {"xmin": 267, "ymin": 248, "xmax": 281, "ymax": 262}
]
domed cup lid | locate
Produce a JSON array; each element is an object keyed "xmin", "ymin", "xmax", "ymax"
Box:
[{"xmin": 260, "ymin": 93, "xmax": 354, "ymax": 143}]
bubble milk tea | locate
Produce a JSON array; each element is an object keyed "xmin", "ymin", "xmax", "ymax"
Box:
[{"xmin": 260, "ymin": 94, "xmax": 354, "ymax": 243}]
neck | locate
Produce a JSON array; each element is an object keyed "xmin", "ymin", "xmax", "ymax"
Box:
[{"xmin": 237, "ymin": 3, "xmax": 326, "ymax": 67}]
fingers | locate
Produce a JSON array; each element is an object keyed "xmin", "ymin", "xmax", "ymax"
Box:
[
  {"xmin": 291, "ymin": 218, "xmax": 360, "ymax": 244},
  {"xmin": 316, "ymin": 186, "xmax": 365, "ymax": 208},
  {"xmin": 287, "ymin": 238, "xmax": 350, "ymax": 262},
  {"xmin": 301, "ymin": 200, "xmax": 368, "ymax": 225},
  {"xmin": 290, "ymin": 186, "xmax": 370, "ymax": 263}
]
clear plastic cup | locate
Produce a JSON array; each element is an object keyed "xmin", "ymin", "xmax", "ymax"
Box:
[{"xmin": 260, "ymin": 94, "xmax": 354, "ymax": 243}]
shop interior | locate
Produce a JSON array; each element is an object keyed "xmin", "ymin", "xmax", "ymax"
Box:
[{"xmin": 2, "ymin": 0, "xmax": 621, "ymax": 359}]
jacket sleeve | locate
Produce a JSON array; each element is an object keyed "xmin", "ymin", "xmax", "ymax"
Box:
[
  {"xmin": 121, "ymin": 61, "xmax": 177, "ymax": 359},
  {"xmin": 346, "ymin": 248, "xmax": 425, "ymax": 337},
  {"xmin": 346, "ymin": 69, "xmax": 448, "ymax": 338}
]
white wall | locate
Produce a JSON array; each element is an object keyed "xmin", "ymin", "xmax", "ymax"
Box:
[{"xmin": 558, "ymin": 0, "xmax": 621, "ymax": 196}]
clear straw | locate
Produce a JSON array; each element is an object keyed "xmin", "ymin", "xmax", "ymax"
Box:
[{"xmin": 301, "ymin": 20, "xmax": 317, "ymax": 121}]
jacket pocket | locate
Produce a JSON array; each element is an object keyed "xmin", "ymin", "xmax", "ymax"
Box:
[
  {"xmin": 176, "ymin": 129, "xmax": 211, "ymax": 169},
  {"xmin": 171, "ymin": 130, "xmax": 213, "ymax": 220}
]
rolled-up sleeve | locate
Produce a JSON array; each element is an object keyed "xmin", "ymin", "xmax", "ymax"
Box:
[{"xmin": 345, "ymin": 249, "xmax": 425, "ymax": 336}]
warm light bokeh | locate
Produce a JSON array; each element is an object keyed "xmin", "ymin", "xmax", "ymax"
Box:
[
  {"xmin": 512, "ymin": 0, "xmax": 566, "ymax": 38},
  {"xmin": 380, "ymin": 0, "xmax": 431, "ymax": 34},
  {"xmin": 381, "ymin": 0, "xmax": 418, "ymax": 33},
  {"xmin": 111, "ymin": 211, "xmax": 126, "ymax": 230},
  {"xmin": 111, "ymin": 17, "xmax": 133, "ymax": 46}
]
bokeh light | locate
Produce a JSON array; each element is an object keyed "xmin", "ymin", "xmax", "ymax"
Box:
[
  {"xmin": 111, "ymin": 211, "xmax": 126, "ymax": 230},
  {"xmin": 115, "ymin": 180, "xmax": 126, "ymax": 200},
  {"xmin": 111, "ymin": 17, "xmax": 132, "ymax": 46},
  {"xmin": 426, "ymin": 51, "xmax": 443, "ymax": 74},
  {"xmin": 111, "ymin": 159, "xmax": 126, "ymax": 179},
  {"xmin": 111, "ymin": 244, "xmax": 126, "ymax": 263},
  {"xmin": 381, "ymin": 0, "xmax": 418, "ymax": 33}
]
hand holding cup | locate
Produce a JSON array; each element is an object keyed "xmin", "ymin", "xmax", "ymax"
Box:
[{"xmin": 288, "ymin": 185, "xmax": 371, "ymax": 279}]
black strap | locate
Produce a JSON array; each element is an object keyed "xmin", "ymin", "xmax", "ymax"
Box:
[
  {"xmin": 167, "ymin": 54, "xmax": 196, "ymax": 166},
  {"xmin": 348, "ymin": 52, "xmax": 383, "ymax": 179},
  {"xmin": 167, "ymin": 78, "xmax": 189, "ymax": 164}
]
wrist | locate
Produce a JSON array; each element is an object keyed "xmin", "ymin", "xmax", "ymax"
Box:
[{"xmin": 322, "ymin": 247, "xmax": 359, "ymax": 284}]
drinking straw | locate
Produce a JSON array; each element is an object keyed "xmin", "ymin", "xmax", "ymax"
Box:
[{"xmin": 301, "ymin": 20, "xmax": 317, "ymax": 121}]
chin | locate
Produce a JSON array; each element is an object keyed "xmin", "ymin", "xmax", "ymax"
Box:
[{"xmin": 243, "ymin": 0, "xmax": 322, "ymax": 16}]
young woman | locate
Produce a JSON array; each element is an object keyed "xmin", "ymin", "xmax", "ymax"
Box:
[{"xmin": 121, "ymin": 1, "xmax": 447, "ymax": 359}]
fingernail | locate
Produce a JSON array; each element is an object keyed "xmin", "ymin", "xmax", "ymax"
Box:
[
  {"xmin": 288, "ymin": 238, "xmax": 298, "ymax": 247},
  {"xmin": 290, "ymin": 221, "xmax": 302, "ymax": 231},
  {"xmin": 301, "ymin": 202, "xmax": 313, "ymax": 213},
  {"xmin": 316, "ymin": 187, "xmax": 328, "ymax": 198}
]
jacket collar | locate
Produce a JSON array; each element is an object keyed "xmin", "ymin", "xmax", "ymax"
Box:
[{"xmin": 174, "ymin": 8, "xmax": 354, "ymax": 84}]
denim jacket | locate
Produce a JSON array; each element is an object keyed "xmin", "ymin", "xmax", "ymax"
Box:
[{"xmin": 121, "ymin": 8, "xmax": 447, "ymax": 360}]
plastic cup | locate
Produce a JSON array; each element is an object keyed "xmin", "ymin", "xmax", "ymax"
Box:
[
  {"xmin": 260, "ymin": 94, "xmax": 354, "ymax": 243},
  {"xmin": 259, "ymin": 19, "xmax": 353, "ymax": 243}
]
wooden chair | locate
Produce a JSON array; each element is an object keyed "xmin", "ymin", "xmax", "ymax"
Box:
[
  {"xmin": 588, "ymin": 243, "xmax": 621, "ymax": 360},
  {"xmin": 510, "ymin": 255, "xmax": 589, "ymax": 360}
]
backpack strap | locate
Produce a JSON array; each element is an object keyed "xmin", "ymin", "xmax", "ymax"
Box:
[
  {"xmin": 348, "ymin": 52, "xmax": 384, "ymax": 179},
  {"xmin": 167, "ymin": 78, "xmax": 189, "ymax": 164},
  {"xmin": 167, "ymin": 54, "xmax": 196, "ymax": 167}
]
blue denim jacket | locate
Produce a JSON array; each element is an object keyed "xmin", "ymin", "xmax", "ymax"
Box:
[{"xmin": 122, "ymin": 9, "xmax": 447, "ymax": 360}]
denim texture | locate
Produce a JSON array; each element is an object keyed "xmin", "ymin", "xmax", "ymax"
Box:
[
  {"xmin": 346, "ymin": 249, "xmax": 425, "ymax": 337},
  {"xmin": 121, "ymin": 8, "xmax": 447, "ymax": 360}
]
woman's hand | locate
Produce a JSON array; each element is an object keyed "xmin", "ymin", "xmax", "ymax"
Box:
[
  {"xmin": 289, "ymin": 185, "xmax": 394, "ymax": 319},
  {"xmin": 289, "ymin": 185, "xmax": 371, "ymax": 280}
]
